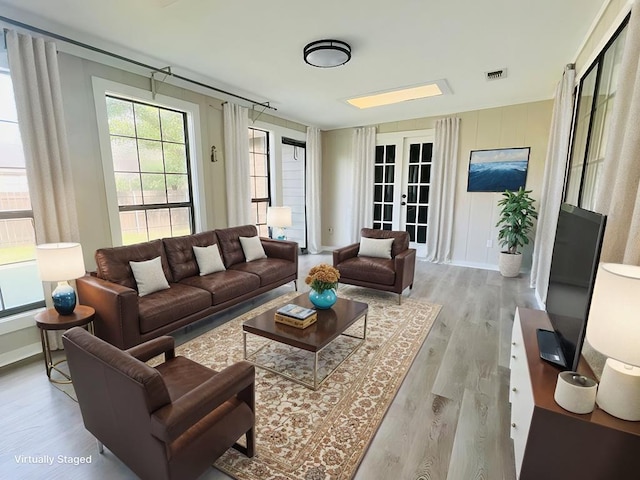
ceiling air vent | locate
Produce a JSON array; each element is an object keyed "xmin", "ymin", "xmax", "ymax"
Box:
[{"xmin": 486, "ymin": 68, "xmax": 507, "ymax": 81}]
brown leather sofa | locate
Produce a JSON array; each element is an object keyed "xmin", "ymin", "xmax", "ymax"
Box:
[
  {"xmin": 77, "ymin": 225, "xmax": 298, "ymax": 349},
  {"xmin": 62, "ymin": 327, "xmax": 255, "ymax": 480},
  {"xmin": 333, "ymin": 228, "xmax": 416, "ymax": 304}
]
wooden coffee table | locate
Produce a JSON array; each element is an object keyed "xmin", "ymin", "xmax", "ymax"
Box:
[{"xmin": 243, "ymin": 294, "xmax": 368, "ymax": 390}]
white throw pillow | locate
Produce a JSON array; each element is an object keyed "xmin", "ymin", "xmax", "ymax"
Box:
[
  {"xmin": 193, "ymin": 244, "xmax": 226, "ymax": 275},
  {"xmin": 129, "ymin": 256, "xmax": 170, "ymax": 297},
  {"xmin": 239, "ymin": 236, "xmax": 267, "ymax": 262},
  {"xmin": 358, "ymin": 237, "xmax": 394, "ymax": 259}
]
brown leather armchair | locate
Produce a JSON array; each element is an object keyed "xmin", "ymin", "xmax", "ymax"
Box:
[
  {"xmin": 333, "ymin": 228, "xmax": 416, "ymax": 304},
  {"xmin": 62, "ymin": 327, "xmax": 255, "ymax": 480}
]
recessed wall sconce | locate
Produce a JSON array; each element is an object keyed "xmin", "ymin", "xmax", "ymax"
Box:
[{"xmin": 303, "ymin": 40, "xmax": 351, "ymax": 68}]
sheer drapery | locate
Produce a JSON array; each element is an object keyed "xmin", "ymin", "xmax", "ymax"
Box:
[
  {"xmin": 223, "ymin": 102, "xmax": 252, "ymax": 227},
  {"xmin": 306, "ymin": 127, "xmax": 322, "ymax": 253},
  {"xmin": 7, "ymin": 30, "xmax": 81, "ymax": 349},
  {"xmin": 425, "ymin": 117, "xmax": 460, "ymax": 263},
  {"xmin": 351, "ymin": 127, "xmax": 376, "ymax": 242},
  {"xmin": 530, "ymin": 65, "xmax": 576, "ymax": 302},
  {"xmin": 594, "ymin": 0, "xmax": 640, "ymax": 264}
]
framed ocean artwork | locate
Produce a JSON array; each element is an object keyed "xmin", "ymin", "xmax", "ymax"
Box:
[{"xmin": 467, "ymin": 147, "xmax": 530, "ymax": 192}]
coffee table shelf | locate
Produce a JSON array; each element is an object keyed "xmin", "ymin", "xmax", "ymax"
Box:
[{"xmin": 242, "ymin": 294, "xmax": 368, "ymax": 390}]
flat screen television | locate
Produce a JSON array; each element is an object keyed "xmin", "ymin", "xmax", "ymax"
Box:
[{"xmin": 537, "ymin": 203, "xmax": 607, "ymax": 371}]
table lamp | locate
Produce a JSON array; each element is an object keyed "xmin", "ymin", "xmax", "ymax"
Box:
[
  {"xmin": 586, "ymin": 263, "xmax": 640, "ymax": 421},
  {"xmin": 267, "ymin": 206, "xmax": 292, "ymax": 240},
  {"xmin": 36, "ymin": 242, "xmax": 86, "ymax": 315}
]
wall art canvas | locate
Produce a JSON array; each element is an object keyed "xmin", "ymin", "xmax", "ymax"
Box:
[{"xmin": 467, "ymin": 147, "xmax": 530, "ymax": 192}]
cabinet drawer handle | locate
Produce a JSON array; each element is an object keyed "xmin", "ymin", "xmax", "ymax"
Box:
[
  {"xmin": 512, "ymin": 423, "xmax": 517, "ymax": 428},
  {"xmin": 512, "ymin": 387, "xmax": 517, "ymax": 392},
  {"xmin": 512, "ymin": 355, "xmax": 517, "ymax": 359},
  {"xmin": 512, "ymin": 342, "xmax": 516, "ymax": 346}
]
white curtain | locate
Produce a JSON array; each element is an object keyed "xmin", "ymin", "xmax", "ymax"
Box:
[
  {"xmin": 350, "ymin": 127, "xmax": 376, "ymax": 242},
  {"xmin": 306, "ymin": 127, "xmax": 322, "ymax": 253},
  {"xmin": 7, "ymin": 30, "xmax": 81, "ymax": 350},
  {"xmin": 425, "ymin": 117, "xmax": 460, "ymax": 263},
  {"xmin": 223, "ymin": 103, "xmax": 252, "ymax": 227},
  {"xmin": 530, "ymin": 65, "xmax": 576, "ymax": 302},
  {"xmin": 594, "ymin": 0, "xmax": 640, "ymax": 264}
]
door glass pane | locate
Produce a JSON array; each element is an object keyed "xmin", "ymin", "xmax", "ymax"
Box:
[
  {"xmin": 404, "ymin": 142, "xmax": 432, "ymax": 245},
  {"xmin": 372, "ymin": 144, "xmax": 396, "ymax": 230}
]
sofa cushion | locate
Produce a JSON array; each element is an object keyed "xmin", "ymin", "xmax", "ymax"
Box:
[
  {"xmin": 163, "ymin": 231, "xmax": 218, "ymax": 282},
  {"xmin": 239, "ymin": 236, "xmax": 267, "ymax": 262},
  {"xmin": 336, "ymin": 256, "xmax": 396, "ymax": 286},
  {"xmin": 358, "ymin": 237, "xmax": 394, "ymax": 259},
  {"xmin": 216, "ymin": 225, "xmax": 259, "ymax": 267},
  {"xmin": 229, "ymin": 258, "xmax": 296, "ymax": 287},
  {"xmin": 193, "ymin": 244, "xmax": 226, "ymax": 275},
  {"xmin": 180, "ymin": 270, "xmax": 260, "ymax": 305},
  {"xmin": 360, "ymin": 228, "xmax": 409, "ymax": 258},
  {"xmin": 138, "ymin": 283, "xmax": 212, "ymax": 334},
  {"xmin": 129, "ymin": 257, "xmax": 170, "ymax": 297},
  {"xmin": 96, "ymin": 239, "xmax": 173, "ymax": 290}
]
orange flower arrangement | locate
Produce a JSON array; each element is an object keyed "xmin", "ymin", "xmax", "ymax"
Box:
[{"xmin": 305, "ymin": 263, "xmax": 340, "ymax": 293}]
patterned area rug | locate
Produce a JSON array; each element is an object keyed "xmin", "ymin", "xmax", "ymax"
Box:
[{"xmin": 174, "ymin": 287, "xmax": 441, "ymax": 480}]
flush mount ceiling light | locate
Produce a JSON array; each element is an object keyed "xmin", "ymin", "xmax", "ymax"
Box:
[
  {"xmin": 347, "ymin": 80, "xmax": 451, "ymax": 109},
  {"xmin": 303, "ymin": 40, "xmax": 351, "ymax": 68}
]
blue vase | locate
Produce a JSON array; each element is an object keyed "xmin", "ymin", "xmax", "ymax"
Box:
[{"xmin": 309, "ymin": 288, "xmax": 337, "ymax": 309}]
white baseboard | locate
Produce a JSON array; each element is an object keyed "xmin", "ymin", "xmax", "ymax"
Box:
[{"xmin": 0, "ymin": 342, "xmax": 41, "ymax": 368}]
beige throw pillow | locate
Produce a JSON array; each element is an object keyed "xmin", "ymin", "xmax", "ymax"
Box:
[
  {"xmin": 239, "ymin": 236, "xmax": 267, "ymax": 262},
  {"xmin": 193, "ymin": 244, "xmax": 226, "ymax": 275},
  {"xmin": 358, "ymin": 237, "xmax": 394, "ymax": 259},
  {"xmin": 129, "ymin": 256, "xmax": 170, "ymax": 297}
]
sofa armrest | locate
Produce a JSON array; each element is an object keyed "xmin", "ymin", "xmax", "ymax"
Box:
[
  {"xmin": 333, "ymin": 243, "xmax": 360, "ymax": 265},
  {"xmin": 150, "ymin": 361, "xmax": 255, "ymax": 443},
  {"xmin": 394, "ymin": 248, "xmax": 416, "ymax": 290},
  {"xmin": 261, "ymin": 238, "xmax": 298, "ymax": 263},
  {"xmin": 76, "ymin": 274, "xmax": 141, "ymax": 349},
  {"xmin": 126, "ymin": 336, "xmax": 175, "ymax": 362}
]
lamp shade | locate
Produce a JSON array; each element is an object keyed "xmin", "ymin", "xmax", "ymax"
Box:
[
  {"xmin": 36, "ymin": 243, "xmax": 86, "ymax": 282},
  {"xmin": 267, "ymin": 206, "xmax": 292, "ymax": 228},
  {"xmin": 586, "ymin": 263, "xmax": 640, "ymax": 367}
]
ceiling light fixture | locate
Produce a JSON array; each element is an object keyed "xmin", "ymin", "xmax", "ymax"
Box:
[
  {"xmin": 347, "ymin": 81, "xmax": 451, "ymax": 109},
  {"xmin": 303, "ymin": 40, "xmax": 351, "ymax": 68}
]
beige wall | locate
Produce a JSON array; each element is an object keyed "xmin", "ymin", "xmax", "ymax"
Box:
[
  {"xmin": 322, "ymin": 100, "xmax": 553, "ymax": 269},
  {"xmin": 57, "ymin": 52, "xmax": 305, "ymax": 271}
]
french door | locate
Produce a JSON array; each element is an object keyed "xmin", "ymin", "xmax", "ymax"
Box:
[{"xmin": 373, "ymin": 132, "xmax": 434, "ymax": 256}]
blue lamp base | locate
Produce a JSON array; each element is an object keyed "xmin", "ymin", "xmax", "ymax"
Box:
[{"xmin": 52, "ymin": 281, "xmax": 77, "ymax": 315}]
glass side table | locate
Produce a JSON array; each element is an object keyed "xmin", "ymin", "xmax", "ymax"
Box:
[{"xmin": 34, "ymin": 305, "xmax": 95, "ymax": 384}]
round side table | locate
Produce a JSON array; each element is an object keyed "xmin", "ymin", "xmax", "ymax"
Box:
[{"xmin": 35, "ymin": 305, "xmax": 95, "ymax": 384}]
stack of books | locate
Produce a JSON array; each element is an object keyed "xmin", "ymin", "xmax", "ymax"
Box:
[{"xmin": 275, "ymin": 304, "xmax": 318, "ymax": 329}]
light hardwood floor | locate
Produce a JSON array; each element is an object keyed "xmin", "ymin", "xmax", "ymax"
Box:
[{"xmin": 0, "ymin": 254, "xmax": 537, "ymax": 480}]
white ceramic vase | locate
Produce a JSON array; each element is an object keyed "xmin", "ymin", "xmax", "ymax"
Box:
[{"xmin": 499, "ymin": 252, "xmax": 522, "ymax": 277}]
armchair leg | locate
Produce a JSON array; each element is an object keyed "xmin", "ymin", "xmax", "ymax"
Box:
[
  {"xmin": 96, "ymin": 439, "xmax": 104, "ymax": 454},
  {"xmin": 246, "ymin": 427, "xmax": 255, "ymax": 458},
  {"xmin": 398, "ymin": 293, "xmax": 402, "ymax": 305}
]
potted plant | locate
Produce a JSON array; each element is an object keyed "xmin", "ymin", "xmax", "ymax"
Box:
[
  {"xmin": 496, "ymin": 187, "xmax": 538, "ymax": 277},
  {"xmin": 305, "ymin": 263, "xmax": 340, "ymax": 309}
]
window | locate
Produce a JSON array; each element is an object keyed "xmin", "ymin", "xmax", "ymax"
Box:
[
  {"xmin": 249, "ymin": 128, "xmax": 270, "ymax": 236},
  {"xmin": 105, "ymin": 96, "xmax": 194, "ymax": 245},
  {"xmin": 0, "ymin": 67, "xmax": 45, "ymax": 317},
  {"xmin": 565, "ymin": 19, "xmax": 628, "ymax": 209}
]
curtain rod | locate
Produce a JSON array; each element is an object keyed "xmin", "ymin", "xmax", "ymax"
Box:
[{"xmin": 0, "ymin": 15, "xmax": 276, "ymax": 111}]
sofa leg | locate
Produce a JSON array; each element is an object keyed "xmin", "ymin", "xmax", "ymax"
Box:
[
  {"xmin": 96, "ymin": 439, "xmax": 104, "ymax": 454},
  {"xmin": 398, "ymin": 294, "xmax": 402, "ymax": 305},
  {"xmin": 246, "ymin": 427, "xmax": 255, "ymax": 458},
  {"xmin": 293, "ymin": 280, "xmax": 298, "ymax": 291}
]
